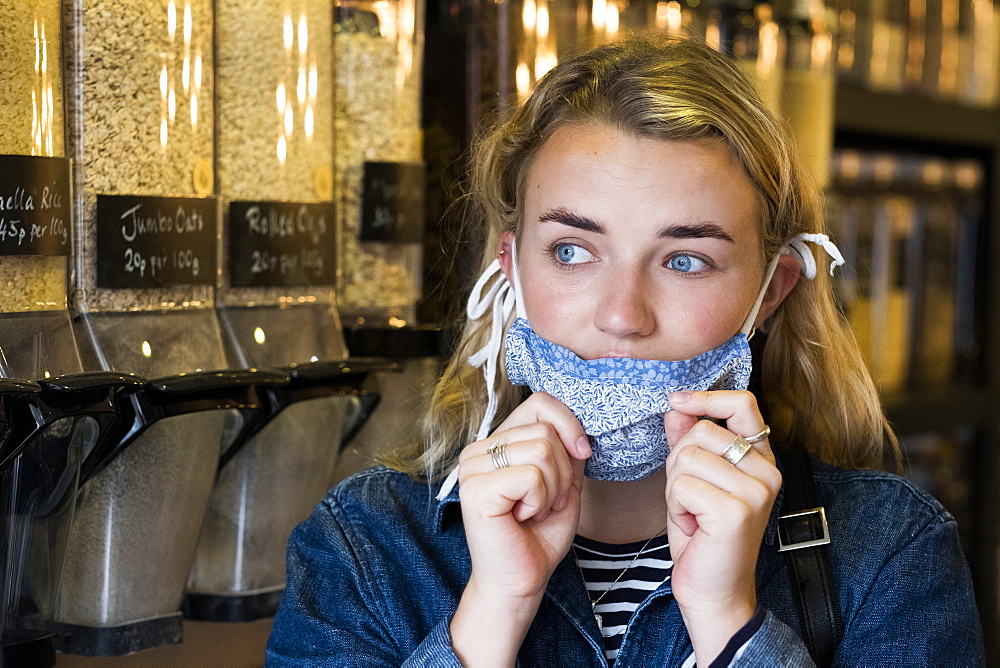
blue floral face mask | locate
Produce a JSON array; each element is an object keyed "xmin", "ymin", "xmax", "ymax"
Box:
[
  {"xmin": 505, "ymin": 318, "xmax": 752, "ymax": 480},
  {"xmin": 436, "ymin": 233, "xmax": 843, "ymax": 498}
]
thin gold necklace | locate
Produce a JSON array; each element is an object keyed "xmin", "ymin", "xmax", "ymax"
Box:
[{"xmin": 576, "ymin": 524, "xmax": 669, "ymax": 629}]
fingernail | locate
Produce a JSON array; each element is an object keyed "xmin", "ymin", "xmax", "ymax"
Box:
[
  {"xmin": 669, "ymin": 391, "xmax": 691, "ymax": 403},
  {"xmin": 576, "ymin": 435, "xmax": 592, "ymax": 458}
]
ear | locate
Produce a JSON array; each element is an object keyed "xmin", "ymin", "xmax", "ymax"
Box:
[
  {"xmin": 754, "ymin": 254, "xmax": 800, "ymax": 327},
  {"xmin": 498, "ymin": 231, "xmax": 515, "ymax": 281}
]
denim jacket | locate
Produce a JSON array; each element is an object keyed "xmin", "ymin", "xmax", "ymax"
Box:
[{"xmin": 266, "ymin": 457, "xmax": 985, "ymax": 666}]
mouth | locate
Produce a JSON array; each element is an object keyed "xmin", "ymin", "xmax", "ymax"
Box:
[{"xmin": 585, "ymin": 351, "xmax": 641, "ymax": 360}]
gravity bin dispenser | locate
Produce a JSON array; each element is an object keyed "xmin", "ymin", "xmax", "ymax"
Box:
[
  {"xmin": 52, "ymin": 369, "xmax": 289, "ymax": 657},
  {"xmin": 191, "ymin": 0, "xmax": 390, "ymax": 622},
  {"xmin": 58, "ymin": 0, "xmax": 289, "ymax": 655},
  {"xmin": 200, "ymin": 294, "xmax": 392, "ymax": 622},
  {"xmin": 0, "ymin": 372, "xmax": 140, "ymax": 668}
]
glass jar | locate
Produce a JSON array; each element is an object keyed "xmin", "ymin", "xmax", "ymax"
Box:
[
  {"xmin": 866, "ymin": 0, "xmax": 909, "ymax": 92},
  {"xmin": 334, "ymin": 0, "xmax": 425, "ymax": 326},
  {"xmin": 961, "ymin": 0, "xmax": 999, "ymax": 107}
]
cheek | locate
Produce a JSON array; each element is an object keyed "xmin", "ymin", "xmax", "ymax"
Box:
[{"xmin": 521, "ymin": 281, "xmax": 584, "ymax": 337}]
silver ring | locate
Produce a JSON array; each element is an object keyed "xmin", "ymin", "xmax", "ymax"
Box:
[
  {"xmin": 744, "ymin": 425, "xmax": 771, "ymax": 444},
  {"xmin": 487, "ymin": 441, "xmax": 510, "ymax": 470},
  {"xmin": 721, "ymin": 435, "xmax": 752, "ymax": 466}
]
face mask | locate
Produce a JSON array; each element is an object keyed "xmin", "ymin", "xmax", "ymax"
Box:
[
  {"xmin": 505, "ymin": 318, "xmax": 752, "ymax": 480},
  {"xmin": 436, "ymin": 233, "xmax": 844, "ymax": 498}
]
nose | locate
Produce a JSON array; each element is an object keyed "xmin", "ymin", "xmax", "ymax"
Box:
[{"xmin": 592, "ymin": 266, "xmax": 656, "ymax": 339}]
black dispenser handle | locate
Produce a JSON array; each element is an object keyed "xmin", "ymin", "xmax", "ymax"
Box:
[
  {"xmin": 215, "ymin": 359, "xmax": 401, "ymax": 471},
  {"xmin": 36, "ymin": 372, "xmax": 146, "ymax": 484},
  {"xmin": 0, "ymin": 379, "xmax": 43, "ymax": 471},
  {"xmin": 82, "ymin": 369, "xmax": 289, "ymax": 484}
]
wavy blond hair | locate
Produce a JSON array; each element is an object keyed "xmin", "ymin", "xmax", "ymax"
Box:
[{"xmin": 385, "ymin": 34, "xmax": 900, "ymax": 480}]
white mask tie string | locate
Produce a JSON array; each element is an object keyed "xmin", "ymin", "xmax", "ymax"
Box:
[
  {"xmin": 783, "ymin": 233, "xmax": 845, "ymax": 279},
  {"xmin": 739, "ymin": 232, "xmax": 846, "ymax": 336},
  {"xmin": 437, "ymin": 247, "xmax": 521, "ymax": 500}
]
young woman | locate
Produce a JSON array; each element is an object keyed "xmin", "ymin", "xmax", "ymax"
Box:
[{"xmin": 267, "ymin": 36, "xmax": 984, "ymax": 666}]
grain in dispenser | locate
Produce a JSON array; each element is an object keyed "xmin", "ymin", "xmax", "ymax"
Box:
[
  {"xmin": 214, "ymin": 0, "xmax": 341, "ymax": 371},
  {"xmin": 65, "ymin": 0, "xmax": 223, "ymax": 375},
  {"xmin": 0, "ymin": 1, "xmax": 81, "ymax": 380},
  {"xmin": 334, "ymin": 0, "xmax": 426, "ymax": 325}
]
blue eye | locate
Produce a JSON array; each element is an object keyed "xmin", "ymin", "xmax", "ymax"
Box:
[
  {"xmin": 668, "ymin": 254, "xmax": 708, "ymax": 273},
  {"xmin": 554, "ymin": 243, "xmax": 594, "ymax": 265}
]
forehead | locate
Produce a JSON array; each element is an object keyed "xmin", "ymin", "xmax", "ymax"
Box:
[{"xmin": 522, "ymin": 124, "xmax": 762, "ymax": 245}]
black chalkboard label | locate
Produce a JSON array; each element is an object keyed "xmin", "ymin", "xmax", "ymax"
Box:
[
  {"xmin": 228, "ymin": 201, "xmax": 336, "ymax": 287},
  {"xmin": 96, "ymin": 195, "xmax": 218, "ymax": 288},
  {"xmin": 359, "ymin": 161, "xmax": 425, "ymax": 243},
  {"xmin": 0, "ymin": 155, "xmax": 71, "ymax": 256}
]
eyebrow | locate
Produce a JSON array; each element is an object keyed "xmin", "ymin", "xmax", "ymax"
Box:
[
  {"xmin": 537, "ymin": 207, "xmax": 605, "ymax": 234},
  {"xmin": 658, "ymin": 222, "xmax": 735, "ymax": 244},
  {"xmin": 537, "ymin": 207, "xmax": 735, "ymax": 244}
]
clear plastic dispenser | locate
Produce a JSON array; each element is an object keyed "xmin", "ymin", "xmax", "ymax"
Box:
[
  {"xmin": 183, "ymin": 359, "xmax": 388, "ymax": 622},
  {"xmin": 53, "ymin": 370, "xmax": 288, "ymax": 657},
  {"xmin": 57, "ymin": 2, "xmax": 258, "ymax": 656},
  {"xmin": 188, "ymin": 0, "xmax": 375, "ymax": 622},
  {"xmin": 0, "ymin": 1, "xmax": 80, "ymax": 381},
  {"xmin": 334, "ymin": 0, "xmax": 426, "ymax": 325},
  {"xmin": 0, "ymin": 373, "xmax": 135, "ymax": 668}
]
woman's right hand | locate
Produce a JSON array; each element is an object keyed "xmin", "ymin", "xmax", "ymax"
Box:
[{"xmin": 450, "ymin": 391, "xmax": 591, "ymax": 666}]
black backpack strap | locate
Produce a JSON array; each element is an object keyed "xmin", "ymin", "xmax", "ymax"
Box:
[{"xmin": 778, "ymin": 446, "xmax": 845, "ymax": 666}]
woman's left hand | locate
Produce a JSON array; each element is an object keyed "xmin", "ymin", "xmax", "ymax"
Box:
[{"xmin": 662, "ymin": 389, "xmax": 782, "ymax": 664}]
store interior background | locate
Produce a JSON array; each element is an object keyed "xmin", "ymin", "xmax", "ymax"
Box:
[{"xmin": 0, "ymin": 0, "xmax": 997, "ymax": 666}]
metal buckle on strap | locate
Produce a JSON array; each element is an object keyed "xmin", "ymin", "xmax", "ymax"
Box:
[{"xmin": 777, "ymin": 507, "xmax": 830, "ymax": 553}]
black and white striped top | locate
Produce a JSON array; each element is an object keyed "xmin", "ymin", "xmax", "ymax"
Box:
[{"xmin": 573, "ymin": 533, "xmax": 673, "ymax": 666}]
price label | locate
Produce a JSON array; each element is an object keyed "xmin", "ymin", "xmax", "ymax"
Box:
[
  {"xmin": 96, "ymin": 194, "xmax": 218, "ymax": 288},
  {"xmin": 0, "ymin": 155, "xmax": 71, "ymax": 256},
  {"xmin": 228, "ymin": 200, "xmax": 336, "ymax": 287},
  {"xmin": 359, "ymin": 161, "xmax": 425, "ymax": 244}
]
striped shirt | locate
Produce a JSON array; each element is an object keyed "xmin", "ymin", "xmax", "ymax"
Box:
[{"xmin": 573, "ymin": 533, "xmax": 673, "ymax": 666}]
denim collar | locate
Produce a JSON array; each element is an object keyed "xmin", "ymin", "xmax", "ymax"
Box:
[{"xmin": 432, "ymin": 482, "xmax": 462, "ymax": 533}]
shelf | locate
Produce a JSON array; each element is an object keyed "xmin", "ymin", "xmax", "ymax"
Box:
[
  {"xmin": 835, "ymin": 84, "xmax": 1000, "ymax": 149},
  {"xmin": 883, "ymin": 385, "xmax": 992, "ymax": 435}
]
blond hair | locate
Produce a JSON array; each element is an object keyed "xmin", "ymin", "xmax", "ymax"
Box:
[{"xmin": 385, "ymin": 34, "xmax": 900, "ymax": 480}]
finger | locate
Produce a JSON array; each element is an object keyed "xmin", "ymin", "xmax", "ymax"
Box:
[
  {"xmin": 668, "ymin": 390, "xmax": 773, "ymax": 462},
  {"xmin": 664, "ymin": 419, "xmax": 777, "ymax": 491},
  {"xmin": 462, "ymin": 464, "xmax": 554, "ymax": 522},
  {"xmin": 555, "ymin": 451, "xmax": 588, "ymax": 513},
  {"xmin": 498, "ymin": 392, "xmax": 592, "ymax": 460},
  {"xmin": 666, "ymin": 444, "xmax": 781, "ymax": 507},
  {"xmin": 667, "ymin": 473, "xmax": 755, "ymax": 538},
  {"xmin": 664, "ymin": 408, "xmax": 699, "ymax": 450},
  {"xmin": 464, "ymin": 424, "xmax": 576, "ymax": 500}
]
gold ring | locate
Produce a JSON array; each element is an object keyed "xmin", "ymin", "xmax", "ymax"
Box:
[{"xmin": 721, "ymin": 435, "xmax": 752, "ymax": 466}]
